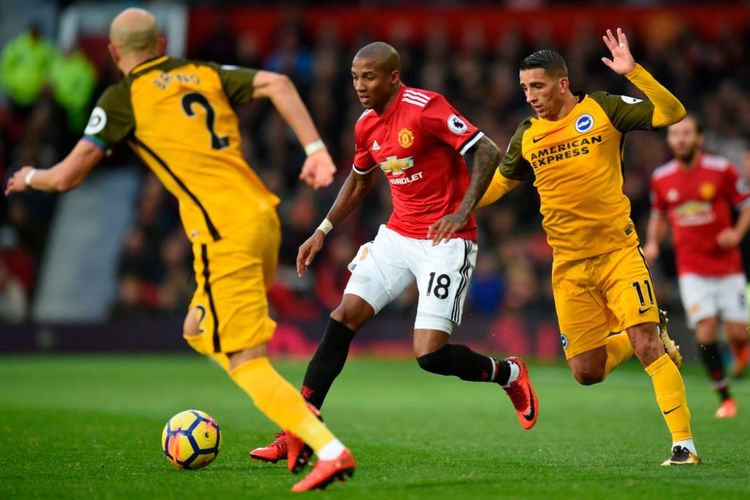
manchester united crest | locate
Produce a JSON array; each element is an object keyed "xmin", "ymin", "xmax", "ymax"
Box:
[
  {"xmin": 398, "ymin": 128, "xmax": 414, "ymax": 148},
  {"xmin": 699, "ymin": 182, "xmax": 716, "ymax": 200}
]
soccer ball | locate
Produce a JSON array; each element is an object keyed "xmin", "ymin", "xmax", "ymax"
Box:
[{"xmin": 162, "ymin": 409, "xmax": 221, "ymax": 469}]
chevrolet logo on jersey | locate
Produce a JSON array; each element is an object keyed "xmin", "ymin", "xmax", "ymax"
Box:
[{"xmin": 379, "ymin": 156, "xmax": 414, "ymax": 176}]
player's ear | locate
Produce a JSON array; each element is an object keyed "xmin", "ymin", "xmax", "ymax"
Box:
[
  {"xmin": 157, "ymin": 36, "xmax": 167, "ymax": 55},
  {"xmin": 558, "ymin": 76, "xmax": 570, "ymax": 94},
  {"xmin": 107, "ymin": 43, "xmax": 120, "ymax": 65},
  {"xmin": 390, "ymin": 69, "xmax": 400, "ymax": 85}
]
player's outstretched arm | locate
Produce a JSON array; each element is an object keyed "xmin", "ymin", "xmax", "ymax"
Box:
[
  {"xmin": 4, "ymin": 139, "xmax": 104, "ymax": 195},
  {"xmin": 296, "ymin": 171, "xmax": 374, "ymax": 277},
  {"xmin": 601, "ymin": 27, "xmax": 685, "ymax": 128},
  {"xmin": 428, "ymin": 135, "xmax": 500, "ymax": 245},
  {"xmin": 251, "ymin": 70, "xmax": 335, "ymax": 189},
  {"xmin": 600, "ymin": 28, "xmax": 635, "ymax": 76}
]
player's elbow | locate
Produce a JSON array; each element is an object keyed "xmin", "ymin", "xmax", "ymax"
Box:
[
  {"xmin": 266, "ymin": 73, "xmax": 295, "ymax": 99},
  {"xmin": 478, "ymin": 188, "xmax": 500, "ymax": 208},
  {"xmin": 666, "ymin": 101, "xmax": 687, "ymax": 126},
  {"xmin": 675, "ymin": 101, "xmax": 687, "ymax": 122},
  {"xmin": 653, "ymin": 101, "xmax": 687, "ymax": 128},
  {"xmin": 53, "ymin": 173, "xmax": 82, "ymax": 192}
]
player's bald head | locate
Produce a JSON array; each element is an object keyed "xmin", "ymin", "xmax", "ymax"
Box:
[
  {"xmin": 354, "ymin": 42, "xmax": 400, "ymax": 73},
  {"xmin": 109, "ymin": 7, "xmax": 159, "ymax": 55}
]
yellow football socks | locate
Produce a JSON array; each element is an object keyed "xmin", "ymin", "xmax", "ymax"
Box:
[
  {"xmin": 208, "ymin": 353, "xmax": 230, "ymax": 372},
  {"xmin": 646, "ymin": 353, "xmax": 692, "ymax": 441},
  {"xmin": 604, "ymin": 332, "xmax": 634, "ymax": 376},
  {"xmin": 184, "ymin": 335, "xmax": 231, "ymax": 372},
  {"xmin": 230, "ymin": 357, "xmax": 336, "ymax": 452}
]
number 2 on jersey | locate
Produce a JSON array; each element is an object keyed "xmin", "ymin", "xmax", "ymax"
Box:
[{"xmin": 181, "ymin": 92, "xmax": 229, "ymax": 150}]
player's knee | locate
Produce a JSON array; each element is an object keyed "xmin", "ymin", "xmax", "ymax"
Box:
[
  {"xmin": 627, "ymin": 323, "xmax": 663, "ymax": 364},
  {"xmin": 573, "ymin": 368, "xmax": 605, "ymax": 386},
  {"xmin": 631, "ymin": 331, "xmax": 662, "ymax": 363},
  {"xmin": 330, "ymin": 303, "xmax": 370, "ymax": 331},
  {"xmin": 183, "ymin": 308, "xmax": 200, "ymax": 337},
  {"xmin": 227, "ymin": 344, "xmax": 267, "ymax": 371}
]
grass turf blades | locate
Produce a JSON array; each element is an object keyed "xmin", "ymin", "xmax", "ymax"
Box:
[{"xmin": 0, "ymin": 355, "xmax": 748, "ymax": 499}]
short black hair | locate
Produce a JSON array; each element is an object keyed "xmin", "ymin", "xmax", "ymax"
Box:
[
  {"xmin": 519, "ymin": 49, "xmax": 568, "ymax": 78},
  {"xmin": 354, "ymin": 41, "xmax": 400, "ymax": 73}
]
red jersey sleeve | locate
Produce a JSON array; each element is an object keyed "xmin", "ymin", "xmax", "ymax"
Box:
[
  {"xmin": 352, "ymin": 118, "xmax": 376, "ymax": 174},
  {"xmin": 650, "ymin": 176, "xmax": 667, "ymax": 215},
  {"xmin": 419, "ymin": 94, "xmax": 482, "ymax": 155},
  {"xmin": 724, "ymin": 163, "xmax": 750, "ymax": 208}
]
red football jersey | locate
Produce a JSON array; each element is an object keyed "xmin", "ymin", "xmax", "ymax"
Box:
[
  {"xmin": 353, "ymin": 85, "xmax": 483, "ymax": 240},
  {"xmin": 650, "ymin": 153, "xmax": 750, "ymax": 276}
]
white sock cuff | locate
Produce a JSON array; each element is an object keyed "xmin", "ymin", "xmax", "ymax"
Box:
[
  {"xmin": 673, "ymin": 438, "xmax": 697, "ymax": 456},
  {"xmin": 503, "ymin": 360, "xmax": 520, "ymax": 388},
  {"xmin": 317, "ymin": 439, "xmax": 346, "ymax": 460}
]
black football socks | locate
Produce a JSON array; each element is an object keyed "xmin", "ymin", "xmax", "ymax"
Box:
[
  {"xmin": 416, "ymin": 344, "xmax": 511, "ymax": 385},
  {"xmin": 698, "ymin": 342, "xmax": 731, "ymax": 401},
  {"xmin": 301, "ymin": 318, "xmax": 357, "ymax": 409}
]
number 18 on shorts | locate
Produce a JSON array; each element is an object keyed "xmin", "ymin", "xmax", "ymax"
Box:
[{"xmin": 344, "ymin": 225, "xmax": 477, "ymax": 334}]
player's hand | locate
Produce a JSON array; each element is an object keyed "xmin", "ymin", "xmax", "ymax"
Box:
[
  {"xmin": 642, "ymin": 242, "xmax": 659, "ymax": 262},
  {"xmin": 427, "ymin": 213, "xmax": 467, "ymax": 246},
  {"xmin": 297, "ymin": 230, "xmax": 326, "ymax": 277},
  {"xmin": 601, "ymin": 28, "xmax": 636, "ymax": 75},
  {"xmin": 299, "ymin": 149, "xmax": 336, "ymax": 189},
  {"xmin": 717, "ymin": 227, "xmax": 741, "ymax": 249},
  {"xmin": 5, "ymin": 166, "xmax": 35, "ymax": 195}
]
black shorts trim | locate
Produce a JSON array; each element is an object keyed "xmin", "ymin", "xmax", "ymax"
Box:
[
  {"xmin": 451, "ymin": 240, "xmax": 473, "ymax": 323},
  {"xmin": 201, "ymin": 244, "xmax": 221, "ymax": 353},
  {"xmin": 133, "ymin": 138, "xmax": 221, "ymax": 241}
]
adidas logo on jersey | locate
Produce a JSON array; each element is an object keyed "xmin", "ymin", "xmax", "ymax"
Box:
[
  {"xmin": 402, "ymin": 89, "xmax": 431, "ymax": 107},
  {"xmin": 372, "ymin": 140, "xmax": 381, "ymax": 151}
]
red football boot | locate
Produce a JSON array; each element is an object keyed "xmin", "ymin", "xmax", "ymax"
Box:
[
  {"xmin": 250, "ymin": 403, "xmax": 319, "ymax": 472},
  {"xmin": 291, "ymin": 449, "xmax": 356, "ymax": 492},
  {"xmin": 715, "ymin": 398, "xmax": 738, "ymax": 419},
  {"xmin": 250, "ymin": 431, "xmax": 288, "ymax": 463},
  {"xmin": 730, "ymin": 342, "xmax": 749, "ymax": 379},
  {"xmin": 286, "ymin": 432, "xmax": 313, "ymax": 473},
  {"xmin": 502, "ymin": 356, "xmax": 539, "ymax": 430}
]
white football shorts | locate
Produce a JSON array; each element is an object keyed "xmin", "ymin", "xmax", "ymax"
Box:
[
  {"xmin": 343, "ymin": 225, "xmax": 477, "ymax": 334},
  {"xmin": 678, "ymin": 273, "xmax": 749, "ymax": 328}
]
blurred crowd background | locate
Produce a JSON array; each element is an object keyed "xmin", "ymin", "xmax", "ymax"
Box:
[{"xmin": 1, "ymin": 1, "xmax": 749, "ymax": 358}]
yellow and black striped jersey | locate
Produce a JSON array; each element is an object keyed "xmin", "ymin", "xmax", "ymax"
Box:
[{"xmin": 83, "ymin": 56, "xmax": 279, "ymax": 243}]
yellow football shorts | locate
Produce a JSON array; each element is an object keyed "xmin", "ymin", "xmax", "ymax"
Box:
[
  {"xmin": 185, "ymin": 210, "xmax": 281, "ymax": 355},
  {"xmin": 552, "ymin": 243, "xmax": 660, "ymax": 359}
]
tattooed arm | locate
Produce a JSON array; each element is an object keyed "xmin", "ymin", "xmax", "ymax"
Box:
[{"xmin": 427, "ymin": 135, "xmax": 501, "ymax": 245}]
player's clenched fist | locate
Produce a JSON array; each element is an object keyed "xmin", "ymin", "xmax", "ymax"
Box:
[
  {"xmin": 4, "ymin": 166, "xmax": 35, "ymax": 195},
  {"xmin": 300, "ymin": 149, "xmax": 336, "ymax": 189}
]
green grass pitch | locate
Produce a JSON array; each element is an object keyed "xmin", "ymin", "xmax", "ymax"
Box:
[{"xmin": 1, "ymin": 355, "xmax": 748, "ymax": 499}]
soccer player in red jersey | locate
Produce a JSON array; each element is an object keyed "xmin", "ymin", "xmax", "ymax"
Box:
[
  {"xmin": 645, "ymin": 115, "xmax": 750, "ymax": 418},
  {"xmin": 251, "ymin": 42, "xmax": 539, "ymax": 479}
]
